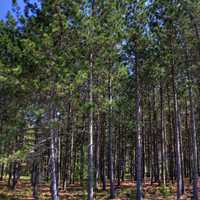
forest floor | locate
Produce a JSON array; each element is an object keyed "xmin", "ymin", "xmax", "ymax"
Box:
[{"xmin": 0, "ymin": 178, "xmax": 197, "ymax": 200}]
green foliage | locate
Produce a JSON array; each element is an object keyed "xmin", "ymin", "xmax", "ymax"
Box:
[
  {"xmin": 159, "ymin": 185, "xmax": 172, "ymax": 198},
  {"xmin": 0, "ymin": 194, "xmax": 18, "ymax": 200}
]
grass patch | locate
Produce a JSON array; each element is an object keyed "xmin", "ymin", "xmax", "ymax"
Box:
[
  {"xmin": 20, "ymin": 176, "xmax": 30, "ymax": 181},
  {"xmin": 159, "ymin": 185, "xmax": 172, "ymax": 198},
  {"xmin": 0, "ymin": 193, "xmax": 19, "ymax": 200},
  {"xmin": 116, "ymin": 187, "xmax": 136, "ymax": 199}
]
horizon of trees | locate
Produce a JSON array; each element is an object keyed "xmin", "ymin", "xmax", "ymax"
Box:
[{"xmin": 0, "ymin": 0, "xmax": 200, "ymax": 200}]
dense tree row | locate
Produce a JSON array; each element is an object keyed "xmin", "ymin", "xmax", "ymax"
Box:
[{"xmin": 0, "ymin": 0, "xmax": 200, "ymax": 199}]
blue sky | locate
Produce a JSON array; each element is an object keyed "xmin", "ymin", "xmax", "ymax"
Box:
[
  {"xmin": 0, "ymin": 0, "xmax": 39, "ymax": 20},
  {"xmin": 0, "ymin": 0, "xmax": 25, "ymax": 19}
]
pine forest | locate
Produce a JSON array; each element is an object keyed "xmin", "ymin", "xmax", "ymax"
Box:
[{"xmin": 0, "ymin": 0, "xmax": 200, "ymax": 199}]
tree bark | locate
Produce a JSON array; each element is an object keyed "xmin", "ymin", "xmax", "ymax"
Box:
[
  {"xmin": 31, "ymin": 160, "xmax": 40, "ymax": 200},
  {"xmin": 135, "ymin": 53, "xmax": 143, "ymax": 200},
  {"xmin": 171, "ymin": 64, "xmax": 184, "ymax": 199},
  {"xmin": 80, "ymin": 117, "xmax": 85, "ymax": 187},
  {"xmin": 95, "ymin": 112, "xmax": 100, "ymax": 190},
  {"xmin": 49, "ymin": 93, "xmax": 59, "ymax": 200},
  {"xmin": 108, "ymin": 72, "xmax": 115, "ymax": 199},
  {"xmin": 0, "ymin": 163, "xmax": 4, "ymax": 181},
  {"xmin": 160, "ymin": 81, "xmax": 166, "ymax": 185},
  {"xmin": 88, "ymin": 52, "xmax": 94, "ymax": 200},
  {"xmin": 188, "ymin": 80, "xmax": 198, "ymax": 200}
]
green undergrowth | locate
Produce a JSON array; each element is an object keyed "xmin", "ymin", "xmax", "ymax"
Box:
[
  {"xmin": 159, "ymin": 184, "xmax": 172, "ymax": 198},
  {"xmin": 0, "ymin": 193, "xmax": 19, "ymax": 200}
]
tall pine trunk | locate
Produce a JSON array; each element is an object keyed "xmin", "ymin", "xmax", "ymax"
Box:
[
  {"xmin": 80, "ymin": 115, "xmax": 85, "ymax": 187},
  {"xmin": 88, "ymin": 53, "xmax": 94, "ymax": 200},
  {"xmin": 31, "ymin": 129, "xmax": 40, "ymax": 200},
  {"xmin": 108, "ymin": 72, "xmax": 115, "ymax": 199},
  {"xmin": 0, "ymin": 163, "xmax": 4, "ymax": 181},
  {"xmin": 31, "ymin": 160, "xmax": 39, "ymax": 200},
  {"xmin": 160, "ymin": 81, "xmax": 166, "ymax": 185},
  {"xmin": 188, "ymin": 80, "xmax": 198, "ymax": 200},
  {"xmin": 95, "ymin": 113, "xmax": 100, "ymax": 190},
  {"xmin": 49, "ymin": 89, "xmax": 59, "ymax": 200},
  {"xmin": 135, "ymin": 54, "xmax": 143, "ymax": 200},
  {"xmin": 171, "ymin": 64, "xmax": 183, "ymax": 199}
]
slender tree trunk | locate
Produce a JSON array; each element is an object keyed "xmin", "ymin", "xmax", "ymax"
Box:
[
  {"xmin": 171, "ymin": 64, "xmax": 183, "ymax": 200},
  {"xmin": 73, "ymin": 147, "xmax": 77, "ymax": 184},
  {"xmin": 49, "ymin": 96, "xmax": 59, "ymax": 200},
  {"xmin": 160, "ymin": 81, "xmax": 166, "ymax": 185},
  {"xmin": 95, "ymin": 112, "xmax": 100, "ymax": 190},
  {"xmin": 188, "ymin": 81, "xmax": 198, "ymax": 200},
  {"xmin": 117, "ymin": 125, "xmax": 121, "ymax": 186},
  {"xmin": 11, "ymin": 161, "xmax": 20, "ymax": 190},
  {"xmin": 88, "ymin": 53, "xmax": 94, "ymax": 200},
  {"xmin": 62, "ymin": 103, "xmax": 71, "ymax": 189},
  {"xmin": 0, "ymin": 163, "xmax": 4, "ymax": 181},
  {"xmin": 8, "ymin": 162, "xmax": 12, "ymax": 187},
  {"xmin": 147, "ymin": 92, "xmax": 153, "ymax": 182},
  {"xmin": 185, "ymin": 99, "xmax": 191, "ymax": 179},
  {"xmin": 69, "ymin": 118, "xmax": 74, "ymax": 184},
  {"xmin": 167, "ymin": 86, "xmax": 175, "ymax": 183},
  {"xmin": 31, "ymin": 160, "xmax": 39, "ymax": 200},
  {"xmin": 108, "ymin": 73, "xmax": 115, "ymax": 199},
  {"xmin": 135, "ymin": 53, "xmax": 143, "ymax": 200},
  {"xmin": 100, "ymin": 114, "xmax": 106, "ymax": 191},
  {"xmin": 152, "ymin": 89, "xmax": 159, "ymax": 183},
  {"xmin": 57, "ymin": 128, "xmax": 61, "ymax": 187},
  {"xmin": 11, "ymin": 161, "xmax": 17, "ymax": 190},
  {"xmin": 80, "ymin": 119, "xmax": 85, "ymax": 187},
  {"xmin": 31, "ymin": 129, "xmax": 40, "ymax": 200}
]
